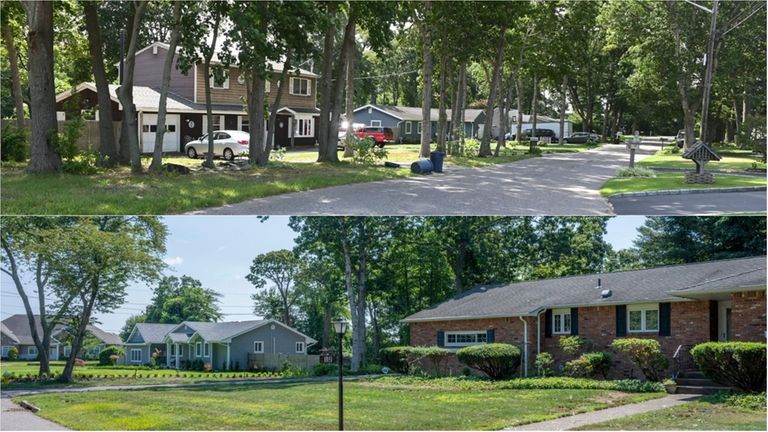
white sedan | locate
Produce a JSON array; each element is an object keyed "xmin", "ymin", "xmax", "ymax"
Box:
[{"xmin": 185, "ymin": 130, "xmax": 250, "ymax": 161}]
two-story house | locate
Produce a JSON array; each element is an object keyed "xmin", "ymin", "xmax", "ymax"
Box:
[{"xmin": 55, "ymin": 42, "xmax": 320, "ymax": 153}]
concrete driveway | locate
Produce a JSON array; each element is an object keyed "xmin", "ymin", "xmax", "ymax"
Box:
[
  {"xmin": 193, "ymin": 144, "xmax": 653, "ymax": 215},
  {"xmin": 0, "ymin": 398, "xmax": 68, "ymax": 431}
]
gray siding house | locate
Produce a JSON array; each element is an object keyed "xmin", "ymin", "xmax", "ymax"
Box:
[
  {"xmin": 125, "ymin": 319, "xmax": 316, "ymax": 371},
  {"xmin": 352, "ymin": 104, "xmax": 484, "ymax": 144}
]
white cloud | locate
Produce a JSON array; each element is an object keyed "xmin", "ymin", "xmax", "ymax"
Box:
[{"xmin": 163, "ymin": 256, "xmax": 184, "ymax": 266}]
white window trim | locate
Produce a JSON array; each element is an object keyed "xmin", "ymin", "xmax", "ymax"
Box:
[
  {"xmin": 28, "ymin": 346, "xmax": 38, "ymax": 356},
  {"xmin": 405, "ymin": 121, "xmax": 412, "ymax": 134},
  {"xmin": 253, "ymin": 341, "xmax": 264, "ymax": 353},
  {"xmin": 627, "ymin": 303, "xmax": 660, "ymax": 333},
  {"xmin": 294, "ymin": 117, "xmax": 315, "ymax": 138},
  {"xmin": 370, "ymin": 120, "xmax": 382, "ymax": 127},
  {"xmin": 296, "ymin": 342, "xmax": 305, "ymax": 354},
  {"xmin": 204, "ymin": 342, "xmax": 210, "ymax": 357},
  {"xmin": 195, "ymin": 342, "xmax": 202, "ymax": 357},
  {"xmin": 289, "ymin": 77, "xmax": 311, "ymax": 96},
  {"xmin": 444, "ymin": 330, "xmax": 488, "ymax": 348},
  {"xmin": 130, "ymin": 348, "xmax": 142, "ymax": 363},
  {"xmin": 210, "ymin": 72, "xmax": 230, "ymax": 89},
  {"xmin": 552, "ymin": 308, "xmax": 572, "ymax": 335}
]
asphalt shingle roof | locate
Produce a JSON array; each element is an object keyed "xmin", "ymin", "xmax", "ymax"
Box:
[
  {"xmin": 1, "ymin": 322, "xmax": 20, "ymax": 344},
  {"xmin": 402, "ymin": 256, "xmax": 766, "ymax": 322},
  {"xmin": 133, "ymin": 323, "xmax": 178, "ymax": 344},
  {"xmin": 361, "ymin": 105, "xmax": 484, "ymax": 122},
  {"xmin": 183, "ymin": 320, "xmax": 266, "ymax": 342},
  {"xmin": 1, "ymin": 315, "xmax": 122, "ymax": 345}
]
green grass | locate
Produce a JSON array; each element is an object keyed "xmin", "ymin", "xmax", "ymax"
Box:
[
  {"xmin": 601, "ymin": 173, "xmax": 766, "ymax": 197},
  {"xmin": 574, "ymin": 398, "xmax": 767, "ymax": 430},
  {"xmin": 17, "ymin": 378, "xmax": 663, "ymax": 430},
  {"xmin": 638, "ymin": 149, "xmax": 763, "ymax": 171},
  {"xmin": 0, "ymin": 361, "xmax": 282, "ymax": 389}
]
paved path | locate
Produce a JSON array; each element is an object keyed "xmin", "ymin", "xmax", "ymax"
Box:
[
  {"xmin": 508, "ymin": 394, "xmax": 699, "ymax": 431},
  {"xmin": 610, "ymin": 191, "xmax": 767, "ymax": 215},
  {"xmin": 0, "ymin": 398, "xmax": 68, "ymax": 431},
  {"xmin": 193, "ymin": 144, "xmax": 654, "ymax": 215}
]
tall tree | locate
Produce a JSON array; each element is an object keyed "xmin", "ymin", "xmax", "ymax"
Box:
[
  {"xmin": 116, "ymin": 1, "xmax": 147, "ymax": 173},
  {"xmin": 247, "ymin": 249, "xmax": 303, "ymax": 327},
  {"xmin": 21, "ymin": 1, "xmax": 62, "ymax": 173},
  {"xmin": 1, "ymin": 1, "xmax": 25, "ymax": 130},
  {"xmin": 144, "ymin": 275, "xmax": 222, "ymax": 323},
  {"xmin": 417, "ymin": 0, "xmax": 433, "ymax": 158}
]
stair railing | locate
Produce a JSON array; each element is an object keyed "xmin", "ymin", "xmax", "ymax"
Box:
[{"xmin": 672, "ymin": 344, "xmax": 695, "ymax": 379}]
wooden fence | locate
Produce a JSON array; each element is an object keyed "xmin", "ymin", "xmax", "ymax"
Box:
[
  {"xmin": 247, "ymin": 353, "xmax": 320, "ymax": 371},
  {"xmin": 1, "ymin": 119, "xmax": 121, "ymax": 152}
]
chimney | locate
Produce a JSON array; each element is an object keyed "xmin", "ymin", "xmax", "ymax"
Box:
[{"xmin": 596, "ymin": 278, "xmax": 602, "ymax": 289}]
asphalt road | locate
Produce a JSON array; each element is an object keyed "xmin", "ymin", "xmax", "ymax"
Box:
[
  {"xmin": 610, "ymin": 191, "xmax": 767, "ymax": 215},
  {"xmin": 194, "ymin": 144, "xmax": 654, "ymax": 216}
]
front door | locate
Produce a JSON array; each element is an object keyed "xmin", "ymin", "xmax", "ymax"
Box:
[
  {"xmin": 181, "ymin": 114, "xmax": 203, "ymax": 151},
  {"xmin": 275, "ymin": 114, "xmax": 291, "ymax": 148},
  {"xmin": 718, "ymin": 300, "xmax": 732, "ymax": 341}
]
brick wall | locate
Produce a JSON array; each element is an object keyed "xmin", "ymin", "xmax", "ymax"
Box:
[{"xmin": 731, "ymin": 290, "xmax": 767, "ymax": 342}]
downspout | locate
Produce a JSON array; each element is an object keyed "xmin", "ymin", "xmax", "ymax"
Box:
[
  {"xmin": 395, "ymin": 120, "xmax": 403, "ymax": 143},
  {"xmin": 518, "ymin": 316, "xmax": 528, "ymax": 377},
  {"xmin": 536, "ymin": 309, "xmax": 545, "ymax": 376}
]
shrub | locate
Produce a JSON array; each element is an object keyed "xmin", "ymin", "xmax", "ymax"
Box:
[
  {"xmin": 617, "ymin": 167, "xmax": 656, "ymax": 178},
  {"xmin": 269, "ymin": 147, "xmax": 286, "ymax": 161},
  {"xmin": 351, "ymin": 137, "xmax": 388, "ymax": 164},
  {"xmin": 611, "ymin": 338, "xmax": 668, "ymax": 382},
  {"xmin": 456, "ymin": 343, "xmax": 520, "ymax": 380},
  {"xmin": 564, "ymin": 352, "xmax": 612, "ymax": 379},
  {"xmin": 704, "ymin": 392, "xmax": 767, "ymax": 411},
  {"xmin": 62, "ymin": 151, "xmax": 99, "ymax": 175},
  {"xmin": 98, "ymin": 346, "xmax": 124, "ymax": 366},
  {"xmin": 534, "ymin": 352, "xmax": 554, "ymax": 377},
  {"xmin": 73, "ymin": 358, "xmax": 86, "ymax": 367},
  {"xmin": 417, "ymin": 347, "xmax": 451, "ymax": 376},
  {"xmin": 691, "ymin": 342, "xmax": 766, "ymax": 393},
  {"xmin": 559, "ymin": 336, "xmax": 591, "ymax": 356},
  {"xmin": 1, "ymin": 125, "xmax": 28, "ymax": 162},
  {"xmin": 380, "ymin": 346, "xmax": 411, "ymax": 373},
  {"xmin": 189, "ymin": 358, "xmax": 205, "ymax": 372},
  {"xmin": 7, "ymin": 347, "xmax": 19, "ymax": 360},
  {"xmin": 281, "ymin": 360, "xmax": 309, "ymax": 378}
]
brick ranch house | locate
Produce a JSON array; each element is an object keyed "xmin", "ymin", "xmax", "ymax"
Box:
[{"xmin": 402, "ymin": 256, "xmax": 767, "ymax": 378}]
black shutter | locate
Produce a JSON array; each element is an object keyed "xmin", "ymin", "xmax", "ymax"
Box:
[
  {"xmin": 659, "ymin": 302, "xmax": 671, "ymax": 336},
  {"xmin": 486, "ymin": 329, "xmax": 495, "ymax": 343},
  {"xmin": 570, "ymin": 308, "xmax": 579, "ymax": 335},
  {"xmin": 616, "ymin": 305, "xmax": 627, "ymax": 337},
  {"xmin": 709, "ymin": 300, "xmax": 718, "ymax": 341},
  {"xmin": 544, "ymin": 309, "xmax": 552, "ymax": 338},
  {"xmin": 437, "ymin": 331, "xmax": 444, "ymax": 347}
]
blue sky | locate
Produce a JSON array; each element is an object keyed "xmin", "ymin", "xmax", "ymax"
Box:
[{"xmin": 1, "ymin": 216, "xmax": 644, "ymax": 334}]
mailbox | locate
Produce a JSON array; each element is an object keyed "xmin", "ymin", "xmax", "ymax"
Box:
[{"xmin": 319, "ymin": 348, "xmax": 334, "ymax": 364}]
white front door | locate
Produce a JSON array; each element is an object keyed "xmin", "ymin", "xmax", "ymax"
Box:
[
  {"xmin": 141, "ymin": 113, "xmax": 180, "ymax": 153},
  {"xmin": 718, "ymin": 300, "xmax": 733, "ymax": 341}
]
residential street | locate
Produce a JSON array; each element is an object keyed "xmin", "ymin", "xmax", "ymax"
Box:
[
  {"xmin": 193, "ymin": 144, "xmax": 655, "ymax": 215},
  {"xmin": 610, "ymin": 190, "xmax": 767, "ymax": 215}
]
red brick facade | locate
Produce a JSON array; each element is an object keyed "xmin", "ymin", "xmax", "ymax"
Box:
[{"xmin": 409, "ymin": 293, "xmax": 766, "ymax": 378}]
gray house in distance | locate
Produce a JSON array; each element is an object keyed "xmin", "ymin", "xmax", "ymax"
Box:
[
  {"xmin": 352, "ymin": 104, "xmax": 484, "ymax": 143},
  {"xmin": 124, "ymin": 319, "xmax": 317, "ymax": 371}
]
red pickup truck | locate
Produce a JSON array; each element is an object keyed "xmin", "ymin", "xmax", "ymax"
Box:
[{"xmin": 354, "ymin": 127, "xmax": 394, "ymax": 147}]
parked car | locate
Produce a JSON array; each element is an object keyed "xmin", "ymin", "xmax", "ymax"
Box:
[
  {"xmin": 185, "ymin": 130, "xmax": 250, "ymax": 160},
  {"xmin": 354, "ymin": 126, "xmax": 394, "ymax": 147},
  {"xmin": 564, "ymin": 132, "xmax": 600, "ymax": 144},
  {"xmin": 504, "ymin": 128, "xmax": 558, "ymax": 141},
  {"xmin": 675, "ymin": 130, "xmax": 685, "ymax": 148}
]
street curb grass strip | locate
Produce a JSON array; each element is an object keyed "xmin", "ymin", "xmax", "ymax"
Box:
[
  {"xmin": 648, "ymin": 167, "xmax": 767, "ymax": 177},
  {"xmin": 608, "ymin": 186, "xmax": 766, "ymax": 199}
]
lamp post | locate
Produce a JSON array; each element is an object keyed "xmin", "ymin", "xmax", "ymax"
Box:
[{"xmin": 332, "ymin": 318, "xmax": 349, "ymax": 431}]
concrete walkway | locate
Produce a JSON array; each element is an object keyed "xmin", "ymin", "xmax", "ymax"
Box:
[
  {"xmin": 0, "ymin": 398, "xmax": 68, "ymax": 431},
  {"xmin": 192, "ymin": 144, "xmax": 654, "ymax": 215},
  {"xmin": 508, "ymin": 394, "xmax": 699, "ymax": 431}
]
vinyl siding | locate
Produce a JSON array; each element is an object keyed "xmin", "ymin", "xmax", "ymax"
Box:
[
  {"xmin": 227, "ymin": 323, "xmax": 308, "ymax": 371},
  {"xmin": 194, "ymin": 65, "xmax": 317, "ymax": 109},
  {"xmin": 133, "ymin": 45, "xmax": 195, "ymax": 100}
]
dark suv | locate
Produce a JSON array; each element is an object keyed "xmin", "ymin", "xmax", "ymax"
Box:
[
  {"xmin": 354, "ymin": 127, "xmax": 394, "ymax": 147},
  {"xmin": 505, "ymin": 128, "xmax": 558, "ymax": 141}
]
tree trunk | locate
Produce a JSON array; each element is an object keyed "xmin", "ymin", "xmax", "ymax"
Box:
[
  {"xmin": 343, "ymin": 37, "xmax": 356, "ymax": 158},
  {"xmin": 368, "ymin": 301, "xmax": 381, "ymax": 363},
  {"xmin": 247, "ymin": 69, "xmax": 266, "ymax": 165},
  {"xmin": 436, "ymin": 54, "xmax": 449, "ymax": 153},
  {"xmin": 515, "ymin": 72, "xmax": 523, "ymax": 143},
  {"xmin": 559, "ymin": 76, "xmax": 567, "ymax": 144},
  {"xmin": 116, "ymin": 2, "xmax": 147, "ymax": 174},
  {"xmin": 457, "ymin": 62, "xmax": 467, "ymax": 147},
  {"xmin": 316, "ymin": 4, "xmax": 337, "ymax": 162},
  {"xmin": 322, "ymin": 302, "xmax": 332, "ymax": 349},
  {"xmin": 149, "ymin": 1, "xmax": 182, "ymax": 173},
  {"xmin": 22, "ymin": 1, "xmax": 61, "ymax": 173},
  {"xmin": 480, "ymin": 25, "xmax": 508, "ymax": 157},
  {"xmin": 202, "ymin": 13, "xmax": 221, "ymax": 169},
  {"xmin": 531, "ymin": 75, "xmax": 538, "ymax": 137},
  {"xmin": 263, "ymin": 56, "xmax": 292, "ymax": 165},
  {"xmin": 325, "ymin": 10, "xmax": 356, "ymax": 163},
  {"xmin": 494, "ymin": 74, "xmax": 509, "ymax": 157},
  {"xmin": 418, "ymin": 0, "xmax": 433, "ymax": 158},
  {"xmin": 1, "ymin": 18, "xmax": 25, "ymax": 130},
  {"xmin": 449, "ymin": 64, "xmax": 460, "ymax": 146}
]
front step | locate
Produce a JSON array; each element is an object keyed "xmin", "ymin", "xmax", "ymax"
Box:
[
  {"xmin": 676, "ymin": 377, "xmax": 717, "ymax": 386},
  {"xmin": 677, "ymin": 385, "xmax": 732, "ymax": 395},
  {"xmin": 680, "ymin": 370, "xmax": 706, "ymax": 379}
]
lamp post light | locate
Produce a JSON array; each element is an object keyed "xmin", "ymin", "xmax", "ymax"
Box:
[{"xmin": 332, "ymin": 318, "xmax": 349, "ymax": 431}]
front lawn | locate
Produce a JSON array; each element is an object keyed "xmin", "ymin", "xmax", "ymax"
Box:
[
  {"xmin": 575, "ymin": 393, "xmax": 767, "ymax": 431},
  {"xmin": 638, "ymin": 149, "xmax": 763, "ymax": 172},
  {"xmin": 601, "ymin": 172, "xmax": 766, "ymax": 197},
  {"xmin": 17, "ymin": 377, "xmax": 663, "ymax": 430}
]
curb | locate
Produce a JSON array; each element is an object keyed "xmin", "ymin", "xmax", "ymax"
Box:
[
  {"xmin": 649, "ymin": 167, "xmax": 766, "ymax": 177},
  {"xmin": 608, "ymin": 186, "xmax": 766, "ymax": 199}
]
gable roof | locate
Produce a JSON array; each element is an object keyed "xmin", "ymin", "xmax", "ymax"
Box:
[
  {"xmin": 83, "ymin": 325, "xmax": 123, "ymax": 346},
  {"xmin": 1, "ymin": 322, "xmax": 20, "ymax": 344},
  {"xmin": 182, "ymin": 319, "xmax": 317, "ymax": 344},
  {"xmin": 130, "ymin": 323, "xmax": 178, "ymax": 344},
  {"xmin": 355, "ymin": 104, "xmax": 484, "ymax": 123},
  {"xmin": 0, "ymin": 315, "xmax": 63, "ymax": 345},
  {"xmin": 402, "ymin": 256, "xmax": 766, "ymax": 323}
]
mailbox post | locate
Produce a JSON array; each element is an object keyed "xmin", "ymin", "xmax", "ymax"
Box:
[
  {"xmin": 627, "ymin": 131, "xmax": 641, "ymax": 168},
  {"xmin": 529, "ymin": 136, "xmax": 539, "ymax": 153}
]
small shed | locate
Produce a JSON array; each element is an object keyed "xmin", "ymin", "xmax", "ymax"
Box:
[{"xmin": 682, "ymin": 142, "xmax": 721, "ymax": 183}]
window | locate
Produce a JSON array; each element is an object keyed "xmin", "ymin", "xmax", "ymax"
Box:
[
  {"xmin": 195, "ymin": 342, "xmax": 202, "ymax": 357},
  {"xmin": 552, "ymin": 308, "xmax": 571, "ymax": 335},
  {"xmin": 170, "ymin": 345, "xmax": 176, "ymax": 356},
  {"xmin": 210, "ymin": 72, "xmax": 230, "ymax": 89},
  {"xmin": 253, "ymin": 341, "xmax": 264, "ymax": 353},
  {"xmin": 63, "ymin": 346, "xmax": 71, "ymax": 357},
  {"xmin": 296, "ymin": 342, "xmax": 305, "ymax": 354},
  {"xmin": 628, "ymin": 304, "xmax": 660, "ymax": 332},
  {"xmin": 295, "ymin": 118, "xmax": 314, "ymax": 137},
  {"xmin": 370, "ymin": 120, "xmax": 382, "ymax": 127},
  {"xmin": 130, "ymin": 349, "xmax": 142, "ymax": 363},
  {"xmin": 28, "ymin": 346, "xmax": 38, "ymax": 356},
  {"xmin": 212, "ymin": 115, "xmax": 222, "ymax": 131},
  {"xmin": 405, "ymin": 121, "xmax": 412, "ymax": 134},
  {"xmin": 166, "ymin": 124, "xmax": 176, "ymax": 132},
  {"xmin": 0, "ymin": 346, "xmax": 9, "ymax": 357},
  {"xmin": 444, "ymin": 331, "xmax": 487, "ymax": 347},
  {"xmin": 290, "ymin": 77, "xmax": 310, "ymax": 96},
  {"xmin": 240, "ymin": 116, "xmax": 250, "ymax": 132},
  {"xmin": 418, "ymin": 122, "xmax": 423, "ymax": 134},
  {"xmin": 203, "ymin": 342, "xmax": 210, "ymax": 357}
]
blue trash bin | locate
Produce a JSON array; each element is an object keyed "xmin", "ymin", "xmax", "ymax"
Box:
[
  {"xmin": 429, "ymin": 151, "xmax": 446, "ymax": 173},
  {"xmin": 410, "ymin": 159, "xmax": 433, "ymax": 174}
]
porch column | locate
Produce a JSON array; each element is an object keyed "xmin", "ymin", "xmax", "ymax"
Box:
[
  {"xmin": 175, "ymin": 343, "xmax": 180, "ymax": 370},
  {"xmin": 166, "ymin": 342, "xmax": 171, "ymax": 367},
  {"xmin": 226, "ymin": 343, "xmax": 230, "ymax": 370}
]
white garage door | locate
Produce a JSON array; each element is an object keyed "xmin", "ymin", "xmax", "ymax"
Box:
[{"xmin": 141, "ymin": 113, "xmax": 180, "ymax": 153}]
